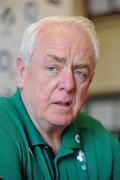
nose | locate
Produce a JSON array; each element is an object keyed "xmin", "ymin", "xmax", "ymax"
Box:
[{"xmin": 59, "ymin": 70, "xmax": 76, "ymax": 92}]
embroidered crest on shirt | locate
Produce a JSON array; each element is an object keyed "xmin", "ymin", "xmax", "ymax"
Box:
[{"xmin": 77, "ymin": 150, "xmax": 87, "ymax": 170}]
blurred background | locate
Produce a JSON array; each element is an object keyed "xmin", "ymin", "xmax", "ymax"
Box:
[{"xmin": 0, "ymin": 0, "xmax": 120, "ymax": 139}]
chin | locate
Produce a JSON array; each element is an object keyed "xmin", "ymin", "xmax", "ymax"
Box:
[{"xmin": 47, "ymin": 114, "xmax": 75, "ymax": 127}]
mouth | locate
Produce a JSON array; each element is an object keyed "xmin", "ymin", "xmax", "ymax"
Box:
[{"xmin": 52, "ymin": 101, "xmax": 72, "ymax": 108}]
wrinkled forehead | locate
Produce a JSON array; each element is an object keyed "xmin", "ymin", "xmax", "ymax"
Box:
[
  {"xmin": 37, "ymin": 23, "xmax": 89, "ymax": 43},
  {"xmin": 32, "ymin": 22, "xmax": 95, "ymax": 70},
  {"xmin": 35, "ymin": 22, "xmax": 92, "ymax": 50}
]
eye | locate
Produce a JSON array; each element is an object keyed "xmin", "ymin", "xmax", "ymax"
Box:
[
  {"xmin": 74, "ymin": 69, "xmax": 88, "ymax": 83},
  {"xmin": 48, "ymin": 66, "xmax": 56, "ymax": 71},
  {"xmin": 47, "ymin": 66, "xmax": 59, "ymax": 75},
  {"xmin": 74, "ymin": 70, "xmax": 82, "ymax": 77}
]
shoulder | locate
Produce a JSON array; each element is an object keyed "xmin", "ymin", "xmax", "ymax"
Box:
[
  {"xmin": 75, "ymin": 112, "xmax": 120, "ymax": 150},
  {"xmin": 0, "ymin": 96, "xmax": 10, "ymax": 106},
  {"xmin": 0, "ymin": 95, "xmax": 17, "ymax": 115},
  {"xmin": 75, "ymin": 112, "xmax": 104, "ymax": 131},
  {"xmin": 0, "ymin": 95, "xmax": 27, "ymax": 168},
  {"xmin": 0, "ymin": 95, "xmax": 19, "ymax": 131},
  {"xmin": 75, "ymin": 113, "xmax": 120, "ymax": 178},
  {"xmin": 0, "ymin": 96, "xmax": 25, "ymax": 178},
  {"xmin": 0, "ymin": 95, "xmax": 21, "ymax": 141},
  {"xmin": 75, "ymin": 112, "xmax": 113, "ymax": 136},
  {"xmin": 0, "ymin": 94, "xmax": 26, "ymax": 151}
]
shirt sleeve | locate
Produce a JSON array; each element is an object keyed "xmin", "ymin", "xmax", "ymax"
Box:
[
  {"xmin": 0, "ymin": 120, "xmax": 22, "ymax": 180},
  {"xmin": 111, "ymin": 135, "xmax": 120, "ymax": 180}
]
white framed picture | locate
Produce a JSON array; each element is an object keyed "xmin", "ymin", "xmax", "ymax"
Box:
[
  {"xmin": 86, "ymin": 0, "xmax": 120, "ymax": 18},
  {"xmin": 0, "ymin": 0, "xmax": 73, "ymax": 96}
]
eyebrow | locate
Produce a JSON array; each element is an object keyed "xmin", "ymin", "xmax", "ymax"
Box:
[
  {"xmin": 47, "ymin": 54, "xmax": 91, "ymax": 71},
  {"xmin": 73, "ymin": 64, "xmax": 90, "ymax": 69},
  {"xmin": 47, "ymin": 54, "xmax": 66, "ymax": 64}
]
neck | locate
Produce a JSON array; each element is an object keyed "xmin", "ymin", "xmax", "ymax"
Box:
[
  {"xmin": 36, "ymin": 121, "xmax": 65, "ymax": 154},
  {"xmin": 21, "ymin": 92, "xmax": 65, "ymax": 153}
]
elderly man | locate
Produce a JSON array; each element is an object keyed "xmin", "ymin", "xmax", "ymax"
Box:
[{"xmin": 0, "ymin": 16, "xmax": 120, "ymax": 180}]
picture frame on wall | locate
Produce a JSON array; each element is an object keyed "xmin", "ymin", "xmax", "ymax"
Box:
[{"xmin": 86, "ymin": 0, "xmax": 120, "ymax": 18}]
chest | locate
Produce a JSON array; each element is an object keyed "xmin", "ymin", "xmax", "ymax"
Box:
[{"xmin": 24, "ymin": 146, "xmax": 90, "ymax": 180}]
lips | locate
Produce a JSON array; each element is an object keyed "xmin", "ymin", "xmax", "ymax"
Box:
[{"xmin": 52, "ymin": 100, "xmax": 72, "ymax": 108}]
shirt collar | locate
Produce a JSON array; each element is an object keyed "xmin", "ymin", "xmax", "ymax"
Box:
[
  {"xmin": 12, "ymin": 88, "xmax": 45, "ymax": 146},
  {"xmin": 61, "ymin": 122, "xmax": 81, "ymax": 149}
]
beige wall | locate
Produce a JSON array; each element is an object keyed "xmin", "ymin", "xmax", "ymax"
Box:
[
  {"xmin": 1, "ymin": 0, "xmax": 119, "ymax": 96},
  {"xmin": 74, "ymin": 0, "xmax": 120, "ymax": 95},
  {"xmin": 73, "ymin": 0, "xmax": 86, "ymax": 16},
  {"xmin": 89, "ymin": 15, "xmax": 120, "ymax": 95},
  {"xmin": 0, "ymin": 0, "xmax": 75, "ymax": 96}
]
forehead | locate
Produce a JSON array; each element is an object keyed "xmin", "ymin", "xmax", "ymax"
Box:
[
  {"xmin": 34, "ymin": 22, "xmax": 94, "ymax": 63},
  {"xmin": 37, "ymin": 23, "xmax": 91, "ymax": 46}
]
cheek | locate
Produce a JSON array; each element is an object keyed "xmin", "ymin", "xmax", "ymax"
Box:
[
  {"xmin": 29, "ymin": 74, "xmax": 57, "ymax": 106},
  {"xmin": 75, "ymin": 84, "xmax": 90, "ymax": 109}
]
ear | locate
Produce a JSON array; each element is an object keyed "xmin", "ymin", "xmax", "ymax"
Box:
[{"xmin": 16, "ymin": 57, "xmax": 27, "ymax": 89}]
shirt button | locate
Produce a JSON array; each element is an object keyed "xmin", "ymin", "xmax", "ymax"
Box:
[
  {"xmin": 45, "ymin": 145, "xmax": 49, "ymax": 149},
  {"xmin": 75, "ymin": 134, "xmax": 80, "ymax": 143}
]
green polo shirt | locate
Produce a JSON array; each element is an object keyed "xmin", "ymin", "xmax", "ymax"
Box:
[{"xmin": 0, "ymin": 89, "xmax": 120, "ymax": 180}]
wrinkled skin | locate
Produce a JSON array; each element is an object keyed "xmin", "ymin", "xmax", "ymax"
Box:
[{"xmin": 17, "ymin": 22, "xmax": 95, "ymax": 133}]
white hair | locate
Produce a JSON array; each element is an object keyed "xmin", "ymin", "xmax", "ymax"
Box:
[{"xmin": 19, "ymin": 16, "xmax": 99, "ymax": 66}]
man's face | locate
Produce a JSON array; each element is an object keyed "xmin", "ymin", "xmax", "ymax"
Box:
[{"xmin": 17, "ymin": 23, "xmax": 95, "ymax": 129}]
